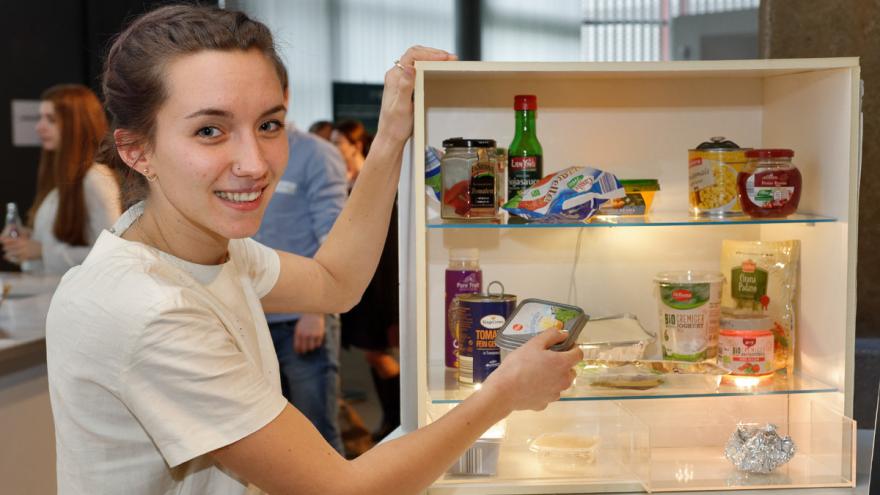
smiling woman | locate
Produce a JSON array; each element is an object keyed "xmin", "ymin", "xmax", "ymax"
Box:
[{"xmin": 44, "ymin": 5, "xmax": 582, "ymax": 495}]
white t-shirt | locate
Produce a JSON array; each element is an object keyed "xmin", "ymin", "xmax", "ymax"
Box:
[
  {"xmin": 25, "ymin": 163, "xmax": 121, "ymax": 274},
  {"xmin": 46, "ymin": 202, "xmax": 287, "ymax": 494}
]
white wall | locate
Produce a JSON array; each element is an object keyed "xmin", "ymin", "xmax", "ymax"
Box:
[
  {"xmin": 225, "ymin": 0, "xmax": 336, "ymax": 129},
  {"xmin": 483, "ymin": 0, "xmax": 582, "ymax": 62},
  {"xmin": 227, "ymin": 0, "xmax": 455, "ymax": 129}
]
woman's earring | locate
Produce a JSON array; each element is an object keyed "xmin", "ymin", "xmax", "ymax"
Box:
[{"xmin": 142, "ymin": 168, "xmax": 157, "ymax": 182}]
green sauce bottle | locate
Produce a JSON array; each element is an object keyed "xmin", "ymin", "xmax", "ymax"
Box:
[{"xmin": 507, "ymin": 94, "xmax": 543, "ymax": 202}]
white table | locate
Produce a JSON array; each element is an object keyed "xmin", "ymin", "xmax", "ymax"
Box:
[{"xmin": 0, "ymin": 272, "xmax": 60, "ymax": 494}]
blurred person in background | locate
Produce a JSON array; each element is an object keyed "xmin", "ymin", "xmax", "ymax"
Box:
[
  {"xmin": 254, "ymin": 124, "xmax": 348, "ymax": 454},
  {"xmin": 1, "ymin": 84, "xmax": 121, "ymax": 274},
  {"xmin": 307, "ymin": 120, "xmax": 333, "ymax": 141},
  {"xmin": 340, "ymin": 204, "xmax": 401, "ymax": 442},
  {"xmin": 334, "ymin": 118, "xmax": 401, "ymax": 441},
  {"xmin": 332, "ymin": 119, "xmax": 368, "ymax": 186}
]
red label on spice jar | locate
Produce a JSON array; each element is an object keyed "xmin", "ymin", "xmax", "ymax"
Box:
[{"xmin": 718, "ymin": 329, "xmax": 774, "ymax": 375}]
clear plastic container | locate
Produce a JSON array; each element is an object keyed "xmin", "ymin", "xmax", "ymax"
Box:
[
  {"xmin": 529, "ymin": 432, "xmax": 601, "ymax": 473},
  {"xmin": 576, "ymin": 314, "xmax": 655, "ymax": 361}
]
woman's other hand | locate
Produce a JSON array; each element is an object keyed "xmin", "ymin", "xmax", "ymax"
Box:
[
  {"xmin": 376, "ymin": 46, "xmax": 456, "ymax": 145},
  {"xmin": 1, "ymin": 237, "xmax": 42, "ymax": 264},
  {"xmin": 482, "ymin": 329, "xmax": 584, "ymax": 413}
]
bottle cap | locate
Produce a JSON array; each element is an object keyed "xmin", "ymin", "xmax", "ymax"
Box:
[
  {"xmin": 514, "ymin": 95, "xmax": 537, "ymax": 111},
  {"xmin": 449, "ymin": 248, "xmax": 479, "ymax": 261}
]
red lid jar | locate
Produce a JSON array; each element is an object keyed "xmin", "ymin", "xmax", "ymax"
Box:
[{"xmin": 736, "ymin": 149, "xmax": 802, "ymax": 218}]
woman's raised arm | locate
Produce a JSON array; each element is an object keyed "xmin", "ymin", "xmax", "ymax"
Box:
[{"xmin": 260, "ymin": 46, "xmax": 455, "ymax": 314}]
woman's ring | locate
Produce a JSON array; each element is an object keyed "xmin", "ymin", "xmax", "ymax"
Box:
[{"xmin": 394, "ymin": 59, "xmax": 406, "ymax": 71}]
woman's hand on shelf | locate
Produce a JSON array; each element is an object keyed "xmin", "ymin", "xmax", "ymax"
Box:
[
  {"xmin": 484, "ymin": 329, "xmax": 583, "ymax": 413},
  {"xmin": 375, "ymin": 45, "xmax": 456, "ymax": 146}
]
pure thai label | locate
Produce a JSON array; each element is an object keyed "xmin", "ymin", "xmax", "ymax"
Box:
[{"xmin": 445, "ymin": 270, "xmax": 482, "ymax": 369}]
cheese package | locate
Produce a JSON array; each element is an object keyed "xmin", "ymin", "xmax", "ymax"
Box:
[
  {"xmin": 503, "ymin": 167, "xmax": 624, "ymax": 224},
  {"xmin": 496, "ymin": 299, "xmax": 588, "ymax": 360}
]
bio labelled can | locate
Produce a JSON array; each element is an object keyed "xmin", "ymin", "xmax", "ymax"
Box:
[
  {"xmin": 655, "ymin": 271, "xmax": 724, "ymax": 362},
  {"xmin": 450, "ymin": 283, "xmax": 516, "ymax": 385},
  {"xmin": 688, "ymin": 136, "xmax": 749, "ymax": 216}
]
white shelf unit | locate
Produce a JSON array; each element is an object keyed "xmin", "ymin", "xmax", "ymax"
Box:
[{"xmin": 399, "ymin": 59, "xmax": 861, "ymax": 494}]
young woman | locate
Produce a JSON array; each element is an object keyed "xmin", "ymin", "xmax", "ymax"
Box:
[
  {"xmin": 46, "ymin": 5, "xmax": 582, "ymax": 495},
  {"xmin": 0, "ymin": 84, "xmax": 120, "ymax": 274}
]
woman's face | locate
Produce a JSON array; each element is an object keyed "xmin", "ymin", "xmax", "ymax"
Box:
[
  {"xmin": 143, "ymin": 48, "xmax": 288, "ymax": 241},
  {"xmin": 35, "ymin": 101, "xmax": 60, "ymax": 151}
]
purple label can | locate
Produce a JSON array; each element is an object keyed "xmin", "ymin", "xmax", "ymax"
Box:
[
  {"xmin": 445, "ymin": 269, "xmax": 482, "ymax": 368},
  {"xmin": 452, "ymin": 289, "xmax": 516, "ymax": 385}
]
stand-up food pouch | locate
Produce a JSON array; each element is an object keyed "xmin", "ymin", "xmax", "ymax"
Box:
[{"xmin": 720, "ymin": 240, "xmax": 799, "ymax": 373}]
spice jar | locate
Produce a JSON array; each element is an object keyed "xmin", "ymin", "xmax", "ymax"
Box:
[
  {"xmin": 440, "ymin": 138, "xmax": 498, "ymax": 220},
  {"xmin": 737, "ymin": 149, "xmax": 802, "ymax": 218},
  {"xmin": 718, "ymin": 313, "xmax": 775, "ymax": 376}
]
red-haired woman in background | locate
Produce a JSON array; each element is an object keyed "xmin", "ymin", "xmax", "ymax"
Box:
[{"xmin": 1, "ymin": 84, "xmax": 121, "ymax": 274}]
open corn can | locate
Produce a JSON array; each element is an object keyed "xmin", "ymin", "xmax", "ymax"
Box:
[{"xmin": 688, "ymin": 136, "xmax": 749, "ymax": 216}]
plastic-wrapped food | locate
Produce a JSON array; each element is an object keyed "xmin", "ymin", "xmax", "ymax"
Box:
[
  {"xmin": 503, "ymin": 167, "xmax": 624, "ymax": 224},
  {"xmin": 425, "ymin": 146, "xmax": 443, "ymax": 201},
  {"xmin": 577, "ymin": 360, "xmax": 728, "ymax": 390},
  {"xmin": 720, "ymin": 240, "xmax": 799, "ymax": 373}
]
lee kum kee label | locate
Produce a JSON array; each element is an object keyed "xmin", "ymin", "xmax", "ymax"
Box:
[{"xmin": 509, "ymin": 156, "xmax": 537, "ymax": 171}]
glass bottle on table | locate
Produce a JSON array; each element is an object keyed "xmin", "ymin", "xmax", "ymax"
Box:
[
  {"xmin": 2, "ymin": 202, "xmax": 25, "ymax": 266},
  {"xmin": 2, "ymin": 202, "xmax": 23, "ymax": 239}
]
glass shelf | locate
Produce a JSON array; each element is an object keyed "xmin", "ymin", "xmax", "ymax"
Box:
[
  {"xmin": 426, "ymin": 212, "xmax": 836, "ymax": 229},
  {"xmin": 428, "ymin": 368, "xmax": 839, "ymax": 404}
]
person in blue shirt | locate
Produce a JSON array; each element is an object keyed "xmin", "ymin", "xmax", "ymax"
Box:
[{"xmin": 254, "ymin": 126, "xmax": 348, "ymax": 453}]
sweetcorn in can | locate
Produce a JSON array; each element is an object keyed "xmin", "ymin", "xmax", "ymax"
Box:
[{"xmin": 688, "ymin": 137, "xmax": 749, "ymax": 216}]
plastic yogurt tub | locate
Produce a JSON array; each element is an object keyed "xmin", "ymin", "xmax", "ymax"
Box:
[{"xmin": 654, "ymin": 271, "xmax": 724, "ymax": 362}]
